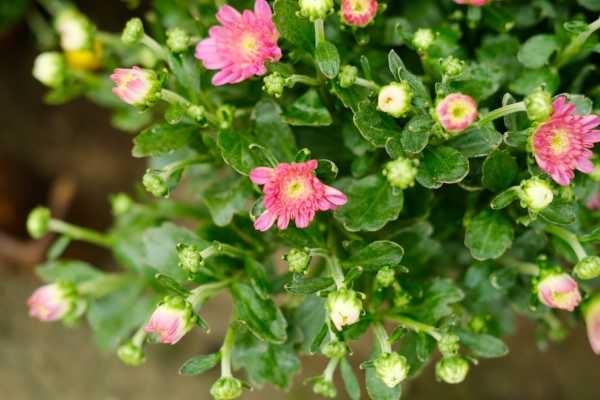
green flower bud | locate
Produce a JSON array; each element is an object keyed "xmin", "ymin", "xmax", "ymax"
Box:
[
  {"xmin": 327, "ymin": 289, "xmax": 363, "ymax": 331},
  {"xmin": 441, "ymin": 55, "xmax": 465, "ymax": 77},
  {"xmin": 33, "ymin": 52, "xmax": 66, "ymax": 88},
  {"xmin": 166, "ymin": 27, "xmax": 190, "ymax": 53},
  {"xmin": 339, "ymin": 65, "xmax": 358, "ymax": 88},
  {"xmin": 122, "ymin": 17, "xmax": 144, "ymax": 45},
  {"xmin": 284, "ymin": 248, "xmax": 311, "ymax": 274},
  {"xmin": 468, "ymin": 315, "xmax": 489, "ymax": 334},
  {"xmin": 573, "ymin": 256, "xmax": 600, "ymax": 280},
  {"xmin": 376, "ymin": 266, "xmax": 396, "ymax": 288},
  {"xmin": 187, "ymin": 104, "xmax": 208, "ymax": 126},
  {"xmin": 518, "ymin": 177, "xmax": 554, "ymax": 212},
  {"xmin": 377, "ymin": 81, "xmax": 412, "ymax": 118},
  {"xmin": 27, "ymin": 206, "xmax": 51, "ymax": 239},
  {"xmin": 110, "ymin": 193, "xmax": 133, "ymax": 215},
  {"xmin": 298, "ymin": 0, "xmax": 334, "ymax": 21},
  {"xmin": 322, "ymin": 340, "xmax": 347, "ymax": 359},
  {"xmin": 217, "ymin": 104, "xmax": 235, "ymax": 129},
  {"xmin": 435, "ymin": 356, "xmax": 469, "ymax": 384},
  {"xmin": 413, "ymin": 28, "xmax": 434, "ymax": 51},
  {"xmin": 210, "ymin": 377, "xmax": 243, "ymax": 400},
  {"xmin": 117, "ymin": 341, "xmax": 146, "ymax": 366},
  {"xmin": 393, "ymin": 286, "xmax": 412, "ymax": 308},
  {"xmin": 263, "ymin": 72, "xmax": 285, "ymax": 98},
  {"xmin": 373, "ymin": 352, "xmax": 410, "ymax": 388},
  {"xmin": 142, "ymin": 169, "xmax": 168, "ymax": 197},
  {"xmin": 177, "ymin": 243, "xmax": 204, "ymax": 273},
  {"xmin": 383, "ymin": 157, "xmax": 419, "ymax": 190},
  {"xmin": 525, "ymin": 87, "xmax": 553, "ymax": 123},
  {"xmin": 438, "ymin": 333, "xmax": 460, "ymax": 357},
  {"xmin": 312, "ymin": 377, "xmax": 337, "ymax": 398}
]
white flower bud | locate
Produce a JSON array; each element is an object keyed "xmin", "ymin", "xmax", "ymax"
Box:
[
  {"xmin": 55, "ymin": 9, "xmax": 94, "ymax": 51},
  {"xmin": 33, "ymin": 52, "xmax": 66, "ymax": 88},
  {"xmin": 326, "ymin": 289, "xmax": 363, "ymax": 331},
  {"xmin": 373, "ymin": 352, "xmax": 410, "ymax": 388},
  {"xmin": 519, "ymin": 177, "xmax": 554, "ymax": 212},
  {"xmin": 377, "ymin": 82, "xmax": 412, "ymax": 118},
  {"xmin": 412, "ymin": 28, "xmax": 434, "ymax": 51}
]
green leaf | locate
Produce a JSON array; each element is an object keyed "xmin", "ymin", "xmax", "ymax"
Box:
[
  {"xmin": 580, "ymin": 227, "xmax": 600, "ymax": 243},
  {"xmin": 231, "ymin": 282, "xmax": 287, "ymax": 343},
  {"xmin": 132, "ymin": 123, "xmax": 199, "ymax": 158},
  {"xmin": 179, "ymin": 353, "xmax": 221, "ymax": 376},
  {"xmin": 334, "ymin": 175, "xmax": 404, "ymax": 232},
  {"xmin": 539, "ymin": 197, "xmax": 577, "ymax": 225},
  {"xmin": 388, "ymin": 50, "xmax": 431, "ymax": 106},
  {"xmin": 465, "ymin": 210, "xmax": 514, "ymax": 260},
  {"xmin": 482, "ymin": 150, "xmax": 518, "ymax": 192},
  {"xmin": 578, "ymin": 0, "xmax": 600, "ymax": 11},
  {"xmin": 517, "ymin": 34, "xmax": 559, "ymax": 69},
  {"xmin": 37, "ymin": 259, "xmax": 103, "ymax": 284},
  {"xmin": 400, "ymin": 113, "xmax": 432, "ymax": 154},
  {"xmin": 490, "ymin": 187, "xmax": 519, "ymax": 210},
  {"xmin": 273, "ymin": 0, "xmax": 314, "ymax": 52},
  {"xmin": 202, "ymin": 177, "xmax": 253, "ymax": 226},
  {"xmin": 253, "ymin": 99, "xmax": 297, "ymax": 162},
  {"xmin": 284, "ymin": 276, "xmax": 334, "ymax": 294},
  {"xmin": 458, "ymin": 330, "xmax": 509, "ymax": 358},
  {"xmin": 406, "ymin": 278, "xmax": 465, "ymax": 324},
  {"xmin": 217, "ymin": 130, "xmax": 266, "ymax": 175},
  {"xmin": 342, "ymin": 241, "xmax": 404, "ymax": 271},
  {"xmin": 291, "ymin": 295, "xmax": 326, "ymax": 353},
  {"xmin": 448, "ymin": 62, "xmax": 504, "ymax": 102},
  {"xmin": 509, "ymin": 67, "xmax": 560, "ymax": 96},
  {"xmin": 445, "ymin": 125, "xmax": 503, "ymax": 158},
  {"xmin": 315, "ymin": 40, "xmax": 340, "ymax": 79},
  {"xmin": 340, "ymin": 358, "xmax": 361, "ymax": 400},
  {"xmin": 416, "ymin": 146, "xmax": 469, "ymax": 189},
  {"xmin": 353, "ymin": 100, "xmax": 400, "ymax": 147},
  {"xmin": 284, "ymin": 89, "xmax": 332, "ymax": 127}
]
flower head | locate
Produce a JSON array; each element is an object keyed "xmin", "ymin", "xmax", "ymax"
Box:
[
  {"xmin": 340, "ymin": 0, "xmax": 378, "ymax": 27},
  {"xmin": 373, "ymin": 352, "xmax": 410, "ymax": 388},
  {"xmin": 250, "ymin": 160, "xmax": 347, "ymax": 231},
  {"xmin": 453, "ymin": 0, "xmax": 490, "ymax": 6},
  {"xmin": 144, "ymin": 296, "xmax": 197, "ymax": 344},
  {"xmin": 298, "ymin": 0, "xmax": 334, "ymax": 21},
  {"xmin": 111, "ymin": 66, "xmax": 161, "ymax": 108},
  {"xmin": 536, "ymin": 272, "xmax": 582, "ymax": 312},
  {"xmin": 436, "ymin": 93, "xmax": 478, "ymax": 133},
  {"xmin": 27, "ymin": 283, "xmax": 77, "ymax": 322},
  {"xmin": 55, "ymin": 9, "xmax": 94, "ymax": 51},
  {"xmin": 195, "ymin": 0, "xmax": 281, "ymax": 86},
  {"xmin": 378, "ymin": 82, "xmax": 412, "ymax": 118},
  {"xmin": 584, "ymin": 294, "xmax": 600, "ymax": 354},
  {"xmin": 33, "ymin": 52, "xmax": 66, "ymax": 88},
  {"xmin": 532, "ymin": 96, "xmax": 600, "ymax": 186},
  {"xmin": 326, "ymin": 289, "xmax": 363, "ymax": 331},
  {"xmin": 413, "ymin": 28, "xmax": 435, "ymax": 51}
]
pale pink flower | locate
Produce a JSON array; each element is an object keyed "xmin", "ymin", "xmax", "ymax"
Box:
[
  {"xmin": 436, "ymin": 93, "xmax": 478, "ymax": 133},
  {"xmin": 537, "ymin": 273, "xmax": 582, "ymax": 312},
  {"xmin": 587, "ymin": 192, "xmax": 600, "ymax": 210},
  {"xmin": 110, "ymin": 66, "xmax": 160, "ymax": 107},
  {"xmin": 341, "ymin": 0, "xmax": 378, "ymax": 27},
  {"xmin": 532, "ymin": 97, "xmax": 600, "ymax": 186},
  {"xmin": 453, "ymin": 0, "xmax": 490, "ymax": 6},
  {"xmin": 584, "ymin": 294, "xmax": 600, "ymax": 354},
  {"xmin": 144, "ymin": 299, "xmax": 195, "ymax": 344},
  {"xmin": 250, "ymin": 160, "xmax": 347, "ymax": 231},
  {"xmin": 195, "ymin": 0, "xmax": 282, "ymax": 86},
  {"xmin": 27, "ymin": 284, "xmax": 73, "ymax": 322}
]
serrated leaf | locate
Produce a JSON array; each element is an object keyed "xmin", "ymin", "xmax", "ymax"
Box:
[
  {"xmin": 539, "ymin": 197, "xmax": 577, "ymax": 225},
  {"xmin": 458, "ymin": 330, "xmax": 509, "ymax": 358},
  {"xmin": 253, "ymin": 99, "xmax": 297, "ymax": 162},
  {"xmin": 202, "ymin": 177, "xmax": 253, "ymax": 226},
  {"xmin": 37, "ymin": 259, "xmax": 103, "ymax": 284},
  {"xmin": 273, "ymin": 0, "xmax": 314, "ymax": 52},
  {"xmin": 284, "ymin": 276, "xmax": 334, "ymax": 294},
  {"xmin": 465, "ymin": 210, "xmax": 514, "ymax": 260},
  {"xmin": 342, "ymin": 241, "xmax": 404, "ymax": 270},
  {"xmin": 416, "ymin": 146, "xmax": 469, "ymax": 189},
  {"xmin": 518, "ymin": 34, "xmax": 559, "ymax": 69},
  {"xmin": 445, "ymin": 125, "xmax": 503, "ymax": 158},
  {"xmin": 400, "ymin": 113, "xmax": 432, "ymax": 154},
  {"xmin": 315, "ymin": 40, "xmax": 340, "ymax": 79}
]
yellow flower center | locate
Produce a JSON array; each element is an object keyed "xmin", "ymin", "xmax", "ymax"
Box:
[
  {"xmin": 240, "ymin": 34, "xmax": 258, "ymax": 56},
  {"xmin": 449, "ymin": 101, "xmax": 470, "ymax": 121},
  {"xmin": 550, "ymin": 128, "xmax": 570, "ymax": 155},
  {"xmin": 351, "ymin": 0, "xmax": 366, "ymax": 12},
  {"xmin": 285, "ymin": 178, "xmax": 309, "ymax": 200}
]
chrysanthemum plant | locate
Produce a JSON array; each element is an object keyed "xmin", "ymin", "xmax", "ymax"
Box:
[{"xmin": 27, "ymin": 0, "xmax": 600, "ymax": 398}]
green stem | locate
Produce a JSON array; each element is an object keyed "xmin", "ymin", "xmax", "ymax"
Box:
[
  {"xmin": 141, "ymin": 34, "xmax": 170, "ymax": 60},
  {"xmin": 478, "ymin": 101, "xmax": 527, "ymax": 127},
  {"xmin": 544, "ymin": 225, "xmax": 588, "ymax": 261},
  {"xmin": 355, "ymin": 77, "xmax": 380, "ymax": 91},
  {"xmin": 159, "ymin": 89, "xmax": 219, "ymax": 125},
  {"xmin": 498, "ymin": 257, "xmax": 540, "ymax": 275},
  {"xmin": 556, "ymin": 17, "xmax": 600, "ymax": 68},
  {"xmin": 131, "ymin": 326, "xmax": 147, "ymax": 347},
  {"xmin": 328, "ymin": 256, "xmax": 345, "ymax": 289},
  {"xmin": 286, "ymin": 74, "xmax": 320, "ymax": 87},
  {"xmin": 48, "ymin": 219, "xmax": 112, "ymax": 248},
  {"xmin": 161, "ymin": 155, "xmax": 210, "ymax": 178},
  {"xmin": 188, "ymin": 279, "xmax": 232, "ymax": 308},
  {"xmin": 220, "ymin": 322, "xmax": 238, "ymax": 377},
  {"xmin": 96, "ymin": 31, "xmax": 124, "ymax": 48},
  {"xmin": 323, "ymin": 357, "xmax": 339, "ymax": 381},
  {"xmin": 77, "ymin": 274, "xmax": 131, "ymax": 297},
  {"xmin": 314, "ymin": 18, "xmax": 326, "ymax": 46},
  {"xmin": 386, "ymin": 314, "xmax": 442, "ymax": 341},
  {"xmin": 200, "ymin": 242, "xmax": 247, "ymax": 260},
  {"xmin": 373, "ymin": 323, "xmax": 392, "ymax": 353}
]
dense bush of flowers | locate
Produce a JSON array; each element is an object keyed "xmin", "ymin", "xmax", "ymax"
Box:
[{"xmin": 26, "ymin": 0, "xmax": 600, "ymax": 398}]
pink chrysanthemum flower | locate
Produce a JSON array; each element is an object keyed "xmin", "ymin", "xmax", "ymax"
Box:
[
  {"xmin": 532, "ymin": 96, "xmax": 600, "ymax": 186},
  {"xmin": 27, "ymin": 283, "xmax": 74, "ymax": 322},
  {"xmin": 340, "ymin": 0, "xmax": 378, "ymax": 27},
  {"xmin": 536, "ymin": 272, "xmax": 582, "ymax": 312},
  {"xmin": 453, "ymin": 0, "xmax": 490, "ymax": 6},
  {"xmin": 250, "ymin": 160, "xmax": 348, "ymax": 231},
  {"xmin": 195, "ymin": 0, "xmax": 282, "ymax": 86},
  {"xmin": 144, "ymin": 298, "xmax": 196, "ymax": 344},
  {"xmin": 110, "ymin": 66, "xmax": 160, "ymax": 107},
  {"xmin": 436, "ymin": 93, "xmax": 478, "ymax": 133},
  {"xmin": 584, "ymin": 294, "xmax": 600, "ymax": 354}
]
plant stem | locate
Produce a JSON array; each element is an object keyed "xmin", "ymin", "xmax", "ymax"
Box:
[
  {"xmin": 286, "ymin": 74, "xmax": 321, "ymax": 87},
  {"xmin": 328, "ymin": 256, "xmax": 345, "ymax": 289},
  {"xmin": 159, "ymin": 89, "xmax": 219, "ymax": 125},
  {"xmin": 314, "ymin": 18, "xmax": 326, "ymax": 46},
  {"xmin": 188, "ymin": 279, "xmax": 232, "ymax": 308},
  {"xmin": 323, "ymin": 357, "xmax": 340, "ymax": 381},
  {"xmin": 373, "ymin": 323, "xmax": 392, "ymax": 353},
  {"xmin": 48, "ymin": 219, "xmax": 112, "ymax": 248},
  {"xmin": 131, "ymin": 326, "xmax": 147, "ymax": 347},
  {"xmin": 544, "ymin": 225, "xmax": 588, "ymax": 261},
  {"xmin": 142, "ymin": 34, "xmax": 170, "ymax": 60},
  {"xmin": 355, "ymin": 77, "xmax": 380, "ymax": 91},
  {"xmin": 77, "ymin": 274, "xmax": 132, "ymax": 297},
  {"xmin": 220, "ymin": 322, "xmax": 237, "ymax": 377},
  {"xmin": 556, "ymin": 17, "xmax": 600, "ymax": 68},
  {"xmin": 386, "ymin": 314, "xmax": 442, "ymax": 341},
  {"xmin": 478, "ymin": 101, "xmax": 527, "ymax": 127},
  {"xmin": 161, "ymin": 155, "xmax": 210, "ymax": 178}
]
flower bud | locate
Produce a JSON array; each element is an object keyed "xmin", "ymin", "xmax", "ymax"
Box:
[
  {"xmin": 435, "ymin": 356, "xmax": 469, "ymax": 384},
  {"xmin": 412, "ymin": 28, "xmax": 434, "ymax": 51},
  {"xmin": 326, "ymin": 289, "xmax": 363, "ymax": 331},
  {"xmin": 312, "ymin": 377, "xmax": 337, "ymax": 398},
  {"xmin": 435, "ymin": 93, "xmax": 478, "ymax": 133},
  {"xmin": 535, "ymin": 271, "xmax": 582, "ymax": 312},
  {"xmin": 187, "ymin": 104, "xmax": 208, "ymax": 126},
  {"xmin": 322, "ymin": 340, "xmax": 347, "ymax": 358},
  {"xmin": 438, "ymin": 333, "xmax": 460, "ymax": 357},
  {"xmin": 263, "ymin": 72, "xmax": 285, "ymax": 98},
  {"xmin": 583, "ymin": 293, "xmax": 600, "ymax": 354},
  {"xmin": 217, "ymin": 104, "xmax": 235, "ymax": 129},
  {"xmin": 27, "ymin": 206, "xmax": 51, "ymax": 239},
  {"xmin": 110, "ymin": 193, "xmax": 133, "ymax": 215},
  {"xmin": 573, "ymin": 256, "xmax": 600, "ymax": 280},
  {"xmin": 525, "ymin": 87, "xmax": 553, "ymax": 123},
  {"xmin": 32, "ymin": 52, "xmax": 66, "ymax": 88},
  {"xmin": 121, "ymin": 17, "xmax": 144, "ymax": 45},
  {"xmin": 55, "ymin": 9, "xmax": 94, "ymax": 51},
  {"xmin": 298, "ymin": 0, "xmax": 333, "ymax": 21},
  {"xmin": 518, "ymin": 177, "xmax": 554, "ymax": 212},
  {"xmin": 27, "ymin": 282, "xmax": 79, "ymax": 322},
  {"xmin": 340, "ymin": 0, "xmax": 378, "ymax": 28},
  {"xmin": 284, "ymin": 248, "xmax": 311, "ymax": 274},
  {"xmin": 144, "ymin": 296, "xmax": 197, "ymax": 344},
  {"xmin": 375, "ymin": 266, "xmax": 395, "ymax": 288},
  {"xmin": 377, "ymin": 81, "xmax": 412, "ymax": 118},
  {"xmin": 468, "ymin": 314, "xmax": 489, "ymax": 334},
  {"xmin": 142, "ymin": 169, "xmax": 168, "ymax": 197},
  {"xmin": 166, "ymin": 27, "xmax": 191, "ymax": 53},
  {"xmin": 383, "ymin": 157, "xmax": 419, "ymax": 190},
  {"xmin": 110, "ymin": 66, "xmax": 161, "ymax": 108},
  {"xmin": 373, "ymin": 352, "xmax": 410, "ymax": 388},
  {"xmin": 393, "ymin": 286, "xmax": 412, "ymax": 308},
  {"xmin": 177, "ymin": 243, "xmax": 204, "ymax": 273},
  {"xmin": 117, "ymin": 341, "xmax": 146, "ymax": 366},
  {"xmin": 210, "ymin": 376, "xmax": 243, "ymax": 400},
  {"xmin": 339, "ymin": 65, "xmax": 358, "ymax": 88},
  {"xmin": 441, "ymin": 55, "xmax": 465, "ymax": 77}
]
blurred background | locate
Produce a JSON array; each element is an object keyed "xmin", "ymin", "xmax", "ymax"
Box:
[{"xmin": 0, "ymin": 1, "xmax": 598, "ymax": 399}]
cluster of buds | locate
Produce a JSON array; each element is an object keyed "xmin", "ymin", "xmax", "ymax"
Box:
[
  {"xmin": 375, "ymin": 266, "xmax": 396, "ymax": 288},
  {"xmin": 110, "ymin": 193, "xmax": 134, "ymax": 216},
  {"xmin": 534, "ymin": 270, "xmax": 582, "ymax": 312},
  {"xmin": 322, "ymin": 340, "xmax": 347, "ymax": 359},
  {"xmin": 339, "ymin": 65, "xmax": 358, "ymax": 88},
  {"xmin": 312, "ymin": 376, "xmax": 337, "ymax": 398},
  {"xmin": 373, "ymin": 352, "xmax": 410, "ymax": 388},
  {"xmin": 438, "ymin": 333, "xmax": 461, "ymax": 357},
  {"xmin": 142, "ymin": 169, "xmax": 169, "ymax": 197},
  {"xmin": 283, "ymin": 248, "xmax": 312, "ymax": 274},
  {"xmin": 525, "ymin": 87, "xmax": 553, "ymax": 123},
  {"xmin": 166, "ymin": 27, "xmax": 192, "ymax": 53},
  {"xmin": 121, "ymin": 17, "xmax": 144, "ymax": 45},
  {"xmin": 144, "ymin": 296, "xmax": 199, "ymax": 344},
  {"xmin": 383, "ymin": 156, "xmax": 419, "ymax": 190},
  {"xmin": 27, "ymin": 282, "xmax": 85, "ymax": 323},
  {"xmin": 440, "ymin": 56, "xmax": 465, "ymax": 77},
  {"xmin": 263, "ymin": 72, "xmax": 286, "ymax": 98},
  {"xmin": 117, "ymin": 340, "xmax": 146, "ymax": 367},
  {"xmin": 177, "ymin": 243, "xmax": 205, "ymax": 273},
  {"xmin": 377, "ymin": 82, "xmax": 412, "ymax": 118},
  {"xmin": 518, "ymin": 177, "xmax": 554, "ymax": 213},
  {"xmin": 392, "ymin": 283, "xmax": 412, "ymax": 308},
  {"xmin": 435, "ymin": 356, "xmax": 470, "ymax": 384},
  {"xmin": 326, "ymin": 289, "xmax": 363, "ymax": 331}
]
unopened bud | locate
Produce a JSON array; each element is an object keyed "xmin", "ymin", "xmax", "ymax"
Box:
[
  {"xmin": 375, "ymin": 266, "xmax": 395, "ymax": 288},
  {"xmin": 525, "ymin": 87, "xmax": 552, "ymax": 123},
  {"xmin": 177, "ymin": 243, "xmax": 204, "ymax": 273},
  {"xmin": 187, "ymin": 104, "xmax": 208, "ymax": 125},
  {"xmin": 435, "ymin": 93, "xmax": 478, "ymax": 133},
  {"xmin": 142, "ymin": 169, "xmax": 168, "ymax": 197},
  {"xmin": 413, "ymin": 28, "xmax": 434, "ymax": 51},
  {"xmin": 373, "ymin": 352, "xmax": 410, "ymax": 388},
  {"xmin": 518, "ymin": 177, "xmax": 554, "ymax": 212},
  {"xmin": 55, "ymin": 9, "xmax": 94, "ymax": 51},
  {"xmin": 263, "ymin": 72, "xmax": 285, "ymax": 98},
  {"xmin": 535, "ymin": 271, "xmax": 581, "ymax": 312},
  {"xmin": 339, "ymin": 65, "xmax": 358, "ymax": 88},
  {"xmin": 210, "ymin": 376, "xmax": 243, "ymax": 400},
  {"xmin": 322, "ymin": 340, "xmax": 346, "ymax": 358},
  {"xmin": 583, "ymin": 293, "xmax": 600, "ymax": 354},
  {"xmin": 110, "ymin": 66, "xmax": 161, "ymax": 108},
  {"xmin": 166, "ymin": 27, "xmax": 190, "ymax": 53},
  {"xmin": 122, "ymin": 17, "xmax": 144, "ymax": 45},
  {"xmin": 298, "ymin": 0, "xmax": 334, "ymax": 21},
  {"xmin": 117, "ymin": 341, "xmax": 146, "ymax": 366},
  {"xmin": 377, "ymin": 81, "xmax": 412, "ymax": 118},
  {"xmin": 573, "ymin": 256, "xmax": 600, "ymax": 280},
  {"xmin": 383, "ymin": 157, "xmax": 419, "ymax": 190},
  {"xmin": 110, "ymin": 193, "xmax": 133, "ymax": 215},
  {"xmin": 33, "ymin": 52, "xmax": 66, "ymax": 88},
  {"xmin": 284, "ymin": 248, "xmax": 311, "ymax": 274},
  {"xmin": 441, "ymin": 55, "xmax": 464, "ymax": 77},
  {"xmin": 393, "ymin": 286, "xmax": 412, "ymax": 308},
  {"xmin": 438, "ymin": 333, "xmax": 460, "ymax": 357},
  {"xmin": 312, "ymin": 377, "xmax": 337, "ymax": 398},
  {"xmin": 326, "ymin": 289, "xmax": 363, "ymax": 331},
  {"xmin": 436, "ymin": 356, "xmax": 469, "ymax": 384},
  {"xmin": 27, "ymin": 206, "xmax": 51, "ymax": 239},
  {"xmin": 144, "ymin": 296, "xmax": 197, "ymax": 344},
  {"xmin": 27, "ymin": 282, "xmax": 81, "ymax": 322}
]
